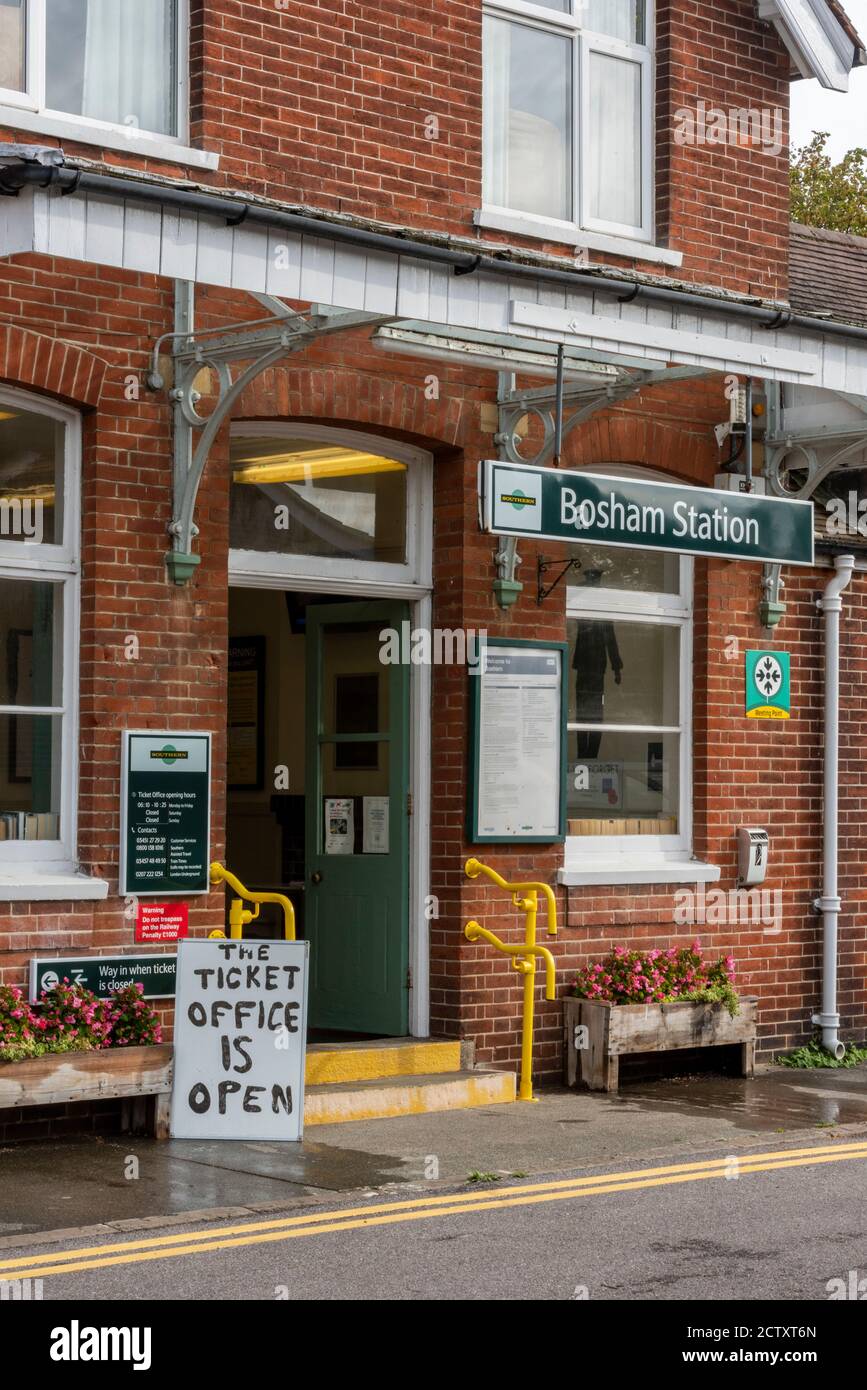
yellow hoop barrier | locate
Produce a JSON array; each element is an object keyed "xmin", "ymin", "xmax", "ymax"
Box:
[{"xmin": 463, "ymin": 857, "xmax": 557, "ymax": 1102}]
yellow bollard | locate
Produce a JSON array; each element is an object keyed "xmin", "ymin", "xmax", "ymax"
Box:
[{"xmin": 463, "ymin": 858, "xmax": 557, "ymax": 1103}]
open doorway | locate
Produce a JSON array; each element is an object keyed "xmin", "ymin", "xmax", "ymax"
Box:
[{"xmin": 226, "ymin": 587, "xmax": 411, "ymax": 1039}]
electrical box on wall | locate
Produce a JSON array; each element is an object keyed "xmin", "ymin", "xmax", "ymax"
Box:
[{"xmin": 737, "ymin": 828, "xmax": 769, "ymax": 886}]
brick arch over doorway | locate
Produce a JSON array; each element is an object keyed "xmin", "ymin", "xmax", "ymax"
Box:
[
  {"xmin": 232, "ymin": 361, "xmax": 470, "ymax": 453},
  {"xmin": 0, "ymin": 324, "xmax": 108, "ymax": 408}
]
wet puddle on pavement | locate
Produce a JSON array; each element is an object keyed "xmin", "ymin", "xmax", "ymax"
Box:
[{"xmin": 607, "ymin": 1068, "xmax": 867, "ymax": 1131}]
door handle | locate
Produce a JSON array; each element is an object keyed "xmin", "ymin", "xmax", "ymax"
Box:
[{"xmin": 311, "ymin": 871, "xmax": 323, "ymax": 885}]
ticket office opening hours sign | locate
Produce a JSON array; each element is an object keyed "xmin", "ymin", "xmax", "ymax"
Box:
[
  {"xmin": 120, "ymin": 731, "xmax": 211, "ymax": 896},
  {"xmin": 468, "ymin": 640, "xmax": 568, "ymax": 844}
]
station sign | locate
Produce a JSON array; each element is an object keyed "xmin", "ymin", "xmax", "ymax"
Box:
[
  {"xmin": 480, "ymin": 462, "xmax": 815, "ymax": 567},
  {"xmin": 120, "ymin": 731, "xmax": 211, "ymax": 897}
]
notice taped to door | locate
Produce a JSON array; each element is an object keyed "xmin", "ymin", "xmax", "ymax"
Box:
[{"xmin": 170, "ymin": 938, "xmax": 309, "ymax": 1141}]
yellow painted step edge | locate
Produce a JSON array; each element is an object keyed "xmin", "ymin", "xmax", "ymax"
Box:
[
  {"xmin": 305, "ymin": 1040, "xmax": 462, "ymax": 1086},
  {"xmin": 304, "ymin": 1071, "xmax": 516, "ymax": 1125}
]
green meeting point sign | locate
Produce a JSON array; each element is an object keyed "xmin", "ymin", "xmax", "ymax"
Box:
[
  {"xmin": 120, "ymin": 731, "xmax": 211, "ymax": 896},
  {"xmin": 481, "ymin": 462, "xmax": 815, "ymax": 567},
  {"xmin": 745, "ymin": 651, "xmax": 791, "ymax": 720}
]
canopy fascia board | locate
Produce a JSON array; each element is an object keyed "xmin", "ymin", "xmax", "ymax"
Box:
[
  {"xmin": 3, "ymin": 182, "xmax": 867, "ymax": 394},
  {"xmin": 757, "ymin": 0, "xmax": 861, "ymax": 90}
]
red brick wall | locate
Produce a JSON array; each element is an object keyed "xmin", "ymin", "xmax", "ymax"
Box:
[
  {"xmin": 0, "ymin": 3, "xmax": 858, "ymax": 1098},
  {"xmin": 2, "ymin": 0, "xmax": 792, "ymax": 297},
  {"xmin": 656, "ymin": 0, "xmax": 791, "ymax": 295},
  {"xmin": 0, "ymin": 257, "xmax": 864, "ymax": 1086},
  {"xmin": 423, "ymin": 386, "xmax": 867, "ymax": 1078}
]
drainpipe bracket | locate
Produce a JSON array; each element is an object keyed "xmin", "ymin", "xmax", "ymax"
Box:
[
  {"xmin": 812, "ymin": 1012, "xmax": 841, "ymax": 1030},
  {"xmin": 813, "ymin": 895, "xmax": 841, "ymax": 914}
]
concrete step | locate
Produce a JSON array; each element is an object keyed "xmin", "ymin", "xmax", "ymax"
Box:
[
  {"xmin": 303, "ymin": 1066, "xmax": 516, "ymax": 1126},
  {"xmin": 304, "ymin": 1037, "xmax": 462, "ymax": 1087}
]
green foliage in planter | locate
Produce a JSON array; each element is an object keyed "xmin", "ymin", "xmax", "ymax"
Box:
[
  {"xmin": 777, "ymin": 1038, "xmax": 867, "ymax": 1070},
  {"xmin": 0, "ymin": 1035, "xmax": 96, "ymax": 1064},
  {"xmin": 573, "ymin": 942, "xmax": 739, "ymax": 1015},
  {"xmin": 682, "ymin": 981, "xmax": 740, "ymax": 1019}
]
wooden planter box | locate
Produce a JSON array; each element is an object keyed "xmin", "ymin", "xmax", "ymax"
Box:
[
  {"xmin": 564, "ymin": 996, "xmax": 758, "ymax": 1093},
  {"xmin": 0, "ymin": 1043, "xmax": 173, "ymax": 1136}
]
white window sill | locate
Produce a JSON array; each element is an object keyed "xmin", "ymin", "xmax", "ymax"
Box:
[
  {"xmin": 0, "ymin": 105, "xmax": 220, "ymax": 171},
  {"xmin": 474, "ymin": 207, "xmax": 683, "ymax": 269},
  {"xmin": 559, "ymin": 859, "xmax": 721, "ymax": 887},
  {"xmin": 0, "ymin": 870, "xmax": 109, "ymax": 901}
]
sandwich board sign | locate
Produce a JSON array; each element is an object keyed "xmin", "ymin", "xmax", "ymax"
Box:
[{"xmin": 170, "ymin": 938, "xmax": 310, "ymax": 1141}]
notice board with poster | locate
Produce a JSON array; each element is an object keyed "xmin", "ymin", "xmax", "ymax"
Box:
[
  {"xmin": 170, "ymin": 938, "xmax": 309, "ymax": 1141},
  {"xmin": 120, "ymin": 731, "xmax": 211, "ymax": 896},
  {"xmin": 228, "ymin": 636, "xmax": 265, "ymax": 789},
  {"xmin": 468, "ymin": 639, "xmax": 568, "ymax": 843}
]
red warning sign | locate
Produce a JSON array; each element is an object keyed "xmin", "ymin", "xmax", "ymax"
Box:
[{"xmin": 136, "ymin": 902, "xmax": 189, "ymax": 943}]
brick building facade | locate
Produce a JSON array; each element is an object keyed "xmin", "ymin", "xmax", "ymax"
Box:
[{"xmin": 0, "ymin": 0, "xmax": 865, "ymax": 1126}]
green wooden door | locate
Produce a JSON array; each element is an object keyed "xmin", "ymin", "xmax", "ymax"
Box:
[{"xmin": 305, "ymin": 600, "xmax": 410, "ymax": 1035}]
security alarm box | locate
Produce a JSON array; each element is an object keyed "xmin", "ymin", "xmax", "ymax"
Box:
[{"xmin": 737, "ymin": 828, "xmax": 769, "ymax": 886}]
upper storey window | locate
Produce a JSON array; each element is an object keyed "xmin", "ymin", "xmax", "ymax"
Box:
[
  {"xmin": 0, "ymin": 0, "xmax": 181, "ymax": 139},
  {"xmin": 482, "ymin": 1, "xmax": 652, "ymax": 241}
]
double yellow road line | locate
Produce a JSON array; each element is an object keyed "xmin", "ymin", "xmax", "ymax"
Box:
[{"xmin": 3, "ymin": 1139, "xmax": 867, "ymax": 1284}]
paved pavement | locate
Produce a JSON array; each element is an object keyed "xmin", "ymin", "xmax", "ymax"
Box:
[
  {"xmin": 2, "ymin": 1135, "xmax": 867, "ymax": 1302},
  {"xmin": 2, "ymin": 1064, "xmax": 867, "ymax": 1245}
]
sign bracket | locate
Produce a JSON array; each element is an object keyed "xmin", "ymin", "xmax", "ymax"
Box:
[{"xmin": 537, "ymin": 555, "xmax": 583, "ymax": 605}]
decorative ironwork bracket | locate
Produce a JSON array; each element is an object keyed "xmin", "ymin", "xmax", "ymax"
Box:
[
  {"xmin": 149, "ymin": 285, "xmax": 392, "ymax": 584},
  {"xmin": 491, "ymin": 363, "xmax": 709, "ymax": 609},
  {"xmin": 761, "ymin": 382, "xmax": 867, "ymax": 627}
]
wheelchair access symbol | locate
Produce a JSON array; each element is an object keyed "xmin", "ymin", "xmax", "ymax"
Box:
[{"xmin": 745, "ymin": 650, "xmax": 791, "ymax": 720}]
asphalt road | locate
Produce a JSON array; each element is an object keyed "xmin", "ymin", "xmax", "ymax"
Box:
[{"xmin": 4, "ymin": 1136, "xmax": 867, "ymax": 1302}]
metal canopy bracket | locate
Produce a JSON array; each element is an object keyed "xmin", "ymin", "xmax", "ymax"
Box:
[
  {"xmin": 492, "ymin": 362, "xmax": 712, "ymax": 608},
  {"xmin": 150, "ymin": 285, "xmax": 391, "ymax": 584}
]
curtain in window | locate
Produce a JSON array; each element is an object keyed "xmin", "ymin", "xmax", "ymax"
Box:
[
  {"xmin": 482, "ymin": 16, "xmax": 510, "ymax": 210},
  {"xmin": 587, "ymin": 50, "xmax": 642, "ymax": 228},
  {"xmin": 583, "ymin": 0, "xmax": 645, "ymax": 44},
  {"xmin": 483, "ymin": 16, "xmax": 571, "ymax": 221},
  {"xmin": 0, "ymin": 0, "xmax": 25, "ymax": 93},
  {"xmin": 81, "ymin": 0, "xmax": 176, "ymax": 135}
]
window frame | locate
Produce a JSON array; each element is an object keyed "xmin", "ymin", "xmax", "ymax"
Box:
[
  {"xmin": 228, "ymin": 423, "xmax": 434, "ymax": 594},
  {"xmin": 0, "ymin": 0, "xmax": 189, "ymax": 146},
  {"xmin": 482, "ymin": 0, "xmax": 655, "ymax": 244},
  {"xmin": 564, "ymin": 548, "xmax": 693, "ymax": 869},
  {"xmin": 0, "ymin": 385, "xmax": 80, "ymax": 869}
]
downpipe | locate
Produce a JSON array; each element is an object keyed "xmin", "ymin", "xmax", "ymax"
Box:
[{"xmin": 814, "ymin": 555, "xmax": 855, "ymax": 1060}]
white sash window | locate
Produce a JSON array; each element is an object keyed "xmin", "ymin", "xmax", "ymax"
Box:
[
  {"xmin": 483, "ymin": 0, "xmax": 653, "ymax": 242},
  {"xmin": 0, "ymin": 0, "xmax": 186, "ymax": 142},
  {"xmin": 0, "ymin": 387, "xmax": 80, "ymax": 874}
]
